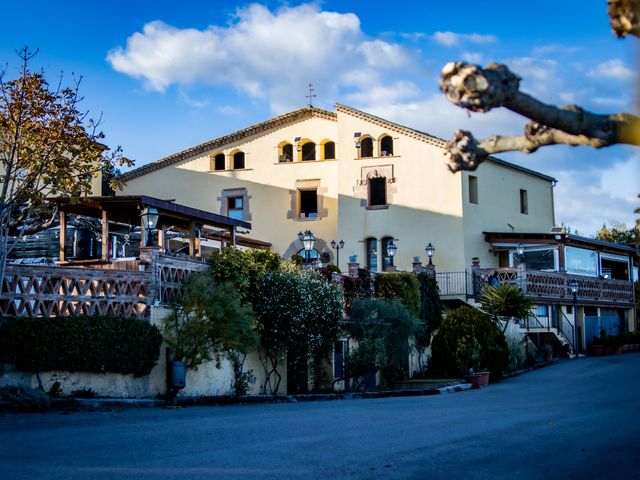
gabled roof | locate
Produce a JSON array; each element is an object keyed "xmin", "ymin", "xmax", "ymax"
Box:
[
  {"xmin": 120, "ymin": 106, "xmax": 337, "ymax": 182},
  {"xmin": 121, "ymin": 103, "xmax": 555, "ymax": 184},
  {"xmin": 336, "ymin": 104, "xmax": 556, "ymax": 183}
]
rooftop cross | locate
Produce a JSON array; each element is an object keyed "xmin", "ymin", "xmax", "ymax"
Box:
[{"xmin": 306, "ymin": 83, "xmax": 316, "ymax": 107}]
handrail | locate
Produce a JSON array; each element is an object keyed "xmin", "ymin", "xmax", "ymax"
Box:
[{"xmin": 557, "ymin": 308, "xmax": 576, "ymax": 353}]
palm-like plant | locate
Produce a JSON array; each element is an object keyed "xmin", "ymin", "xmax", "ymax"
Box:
[{"xmin": 480, "ymin": 283, "xmax": 532, "ymax": 332}]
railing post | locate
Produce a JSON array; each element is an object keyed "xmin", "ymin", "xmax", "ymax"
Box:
[
  {"xmin": 471, "ymin": 257, "xmax": 480, "ymax": 298},
  {"xmin": 140, "ymin": 246, "xmax": 161, "ymax": 305},
  {"xmin": 517, "ymin": 261, "xmax": 527, "ymax": 294}
]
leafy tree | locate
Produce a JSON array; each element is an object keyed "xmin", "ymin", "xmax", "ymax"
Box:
[
  {"xmin": 0, "ymin": 48, "xmax": 130, "ymax": 282},
  {"xmin": 347, "ymin": 298, "xmax": 419, "ymax": 388},
  {"xmin": 416, "ymin": 272, "xmax": 444, "ymax": 347},
  {"xmin": 430, "ymin": 306, "xmax": 509, "ymax": 377},
  {"xmin": 252, "ymin": 271, "xmax": 343, "ymax": 393},
  {"xmin": 439, "ymin": 3, "xmax": 640, "ymax": 173},
  {"xmin": 342, "ymin": 267, "xmax": 374, "ymax": 313},
  {"xmin": 595, "ymin": 221, "xmax": 639, "ymax": 244},
  {"xmin": 374, "ymin": 272, "xmax": 420, "ymax": 317},
  {"xmin": 162, "ymin": 273, "xmax": 258, "ymax": 371}
]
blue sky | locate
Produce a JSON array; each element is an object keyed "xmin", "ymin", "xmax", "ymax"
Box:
[{"xmin": 2, "ymin": 0, "xmax": 638, "ymax": 235}]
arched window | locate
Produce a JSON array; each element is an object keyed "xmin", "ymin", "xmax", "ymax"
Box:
[
  {"xmin": 322, "ymin": 141, "xmax": 335, "ymax": 160},
  {"xmin": 279, "ymin": 142, "xmax": 293, "ymax": 162},
  {"xmin": 360, "ymin": 137, "xmax": 373, "ymax": 158},
  {"xmin": 300, "ymin": 141, "xmax": 316, "ymax": 161},
  {"xmin": 380, "ymin": 135, "xmax": 394, "ymax": 156},
  {"xmin": 296, "ymin": 248, "xmax": 320, "ymax": 264},
  {"xmin": 211, "ymin": 153, "xmax": 225, "ymax": 171},
  {"xmin": 365, "ymin": 237, "xmax": 377, "ymax": 272},
  {"xmin": 382, "ymin": 236, "xmax": 395, "ymax": 270},
  {"xmin": 232, "ymin": 151, "xmax": 245, "ymax": 170}
]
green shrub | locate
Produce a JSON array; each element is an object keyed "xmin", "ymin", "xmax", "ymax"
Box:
[
  {"xmin": 342, "ymin": 268, "xmax": 374, "ymax": 313},
  {"xmin": 348, "ymin": 298, "xmax": 419, "ymax": 385},
  {"xmin": 253, "ymin": 271, "xmax": 344, "ymax": 392},
  {"xmin": 416, "ymin": 272, "xmax": 444, "ymax": 346},
  {"xmin": 163, "ymin": 273, "xmax": 258, "ymax": 370},
  {"xmin": 374, "ymin": 272, "xmax": 420, "ymax": 317},
  {"xmin": 429, "ymin": 306, "xmax": 509, "ymax": 377},
  {"xmin": 0, "ymin": 315, "xmax": 162, "ymax": 377},
  {"xmin": 480, "ymin": 283, "xmax": 532, "ymax": 320}
]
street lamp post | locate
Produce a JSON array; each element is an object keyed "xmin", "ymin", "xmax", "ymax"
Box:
[
  {"xmin": 298, "ymin": 230, "xmax": 315, "ymax": 266},
  {"xmin": 331, "ymin": 239, "xmax": 345, "ymax": 267},
  {"xmin": 425, "ymin": 242, "xmax": 435, "ymax": 266},
  {"xmin": 569, "ymin": 279, "xmax": 580, "ymax": 355},
  {"xmin": 140, "ymin": 206, "xmax": 160, "ymax": 247}
]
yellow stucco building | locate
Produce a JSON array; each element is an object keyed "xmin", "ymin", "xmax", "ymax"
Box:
[{"xmin": 119, "ymin": 104, "xmax": 556, "ymax": 273}]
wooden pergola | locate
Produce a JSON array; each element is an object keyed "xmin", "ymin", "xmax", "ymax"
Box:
[{"xmin": 50, "ymin": 195, "xmax": 253, "ymax": 262}]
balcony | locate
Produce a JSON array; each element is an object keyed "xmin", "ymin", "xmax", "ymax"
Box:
[{"xmin": 436, "ymin": 268, "xmax": 635, "ymax": 307}]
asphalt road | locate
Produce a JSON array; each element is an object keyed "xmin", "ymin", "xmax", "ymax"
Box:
[{"xmin": 1, "ymin": 354, "xmax": 639, "ymax": 480}]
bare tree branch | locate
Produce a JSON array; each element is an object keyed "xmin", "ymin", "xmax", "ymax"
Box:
[
  {"xmin": 608, "ymin": 0, "xmax": 640, "ymax": 38},
  {"xmin": 440, "ymin": 62, "xmax": 640, "ymax": 171}
]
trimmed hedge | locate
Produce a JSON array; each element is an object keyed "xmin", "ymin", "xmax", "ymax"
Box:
[{"xmin": 0, "ymin": 316, "xmax": 162, "ymax": 377}]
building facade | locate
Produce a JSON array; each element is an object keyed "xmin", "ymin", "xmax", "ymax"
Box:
[{"xmin": 119, "ymin": 104, "xmax": 556, "ymax": 273}]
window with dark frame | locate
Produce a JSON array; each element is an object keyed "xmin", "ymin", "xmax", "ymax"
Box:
[
  {"xmin": 368, "ymin": 177, "xmax": 387, "ymax": 206},
  {"xmin": 360, "ymin": 137, "xmax": 373, "ymax": 158},
  {"xmin": 301, "ymin": 142, "xmax": 316, "ymax": 161},
  {"xmin": 469, "ymin": 175, "xmax": 478, "ymax": 204},
  {"xmin": 366, "ymin": 237, "xmax": 377, "ymax": 272},
  {"xmin": 227, "ymin": 196, "xmax": 244, "ymax": 220},
  {"xmin": 280, "ymin": 144, "xmax": 293, "ymax": 162},
  {"xmin": 299, "ymin": 189, "xmax": 318, "ymax": 218},
  {"xmin": 233, "ymin": 151, "xmax": 245, "ymax": 170},
  {"xmin": 213, "ymin": 153, "xmax": 225, "ymax": 171},
  {"xmin": 323, "ymin": 141, "xmax": 335, "ymax": 160},
  {"xmin": 380, "ymin": 135, "xmax": 393, "ymax": 156},
  {"xmin": 334, "ymin": 340, "xmax": 346, "ymax": 378},
  {"xmin": 520, "ymin": 189, "xmax": 528, "ymax": 214}
]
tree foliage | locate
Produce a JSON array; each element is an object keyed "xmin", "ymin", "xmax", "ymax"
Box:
[
  {"xmin": 374, "ymin": 272, "xmax": 420, "ymax": 317},
  {"xmin": 430, "ymin": 306, "xmax": 509, "ymax": 377},
  {"xmin": 480, "ymin": 283, "xmax": 533, "ymax": 320},
  {"xmin": 252, "ymin": 270, "xmax": 343, "ymax": 393},
  {"xmin": 595, "ymin": 221, "xmax": 638, "ymax": 244},
  {"xmin": 0, "ymin": 48, "xmax": 130, "ymax": 281},
  {"xmin": 347, "ymin": 298, "xmax": 419, "ymax": 386},
  {"xmin": 416, "ymin": 272, "xmax": 444, "ymax": 347},
  {"xmin": 163, "ymin": 272, "xmax": 258, "ymax": 370}
]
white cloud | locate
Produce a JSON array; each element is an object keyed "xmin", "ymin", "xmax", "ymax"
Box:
[
  {"xmin": 461, "ymin": 52, "xmax": 483, "ymax": 64},
  {"xmin": 353, "ymin": 93, "xmax": 525, "ymax": 141},
  {"xmin": 432, "ymin": 31, "xmax": 497, "ymax": 47},
  {"xmin": 108, "ymin": 3, "xmax": 413, "ymax": 113},
  {"xmin": 588, "ymin": 59, "xmax": 634, "ymax": 80},
  {"xmin": 553, "ymin": 155, "xmax": 639, "ymax": 235}
]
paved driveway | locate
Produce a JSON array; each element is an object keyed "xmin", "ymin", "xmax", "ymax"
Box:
[{"xmin": 1, "ymin": 354, "xmax": 639, "ymax": 479}]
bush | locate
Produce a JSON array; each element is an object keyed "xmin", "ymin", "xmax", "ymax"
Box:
[
  {"xmin": 416, "ymin": 272, "xmax": 444, "ymax": 346},
  {"xmin": 348, "ymin": 298, "xmax": 419, "ymax": 385},
  {"xmin": 209, "ymin": 247, "xmax": 287, "ymax": 304},
  {"xmin": 163, "ymin": 273, "xmax": 258, "ymax": 370},
  {"xmin": 342, "ymin": 268, "xmax": 374, "ymax": 313},
  {"xmin": 0, "ymin": 386, "xmax": 50, "ymax": 412},
  {"xmin": 374, "ymin": 272, "xmax": 420, "ymax": 317},
  {"xmin": 0, "ymin": 316, "xmax": 162, "ymax": 377},
  {"xmin": 429, "ymin": 306, "xmax": 509, "ymax": 377},
  {"xmin": 253, "ymin": 271, "xmax": 343, "ymax": 392}
]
